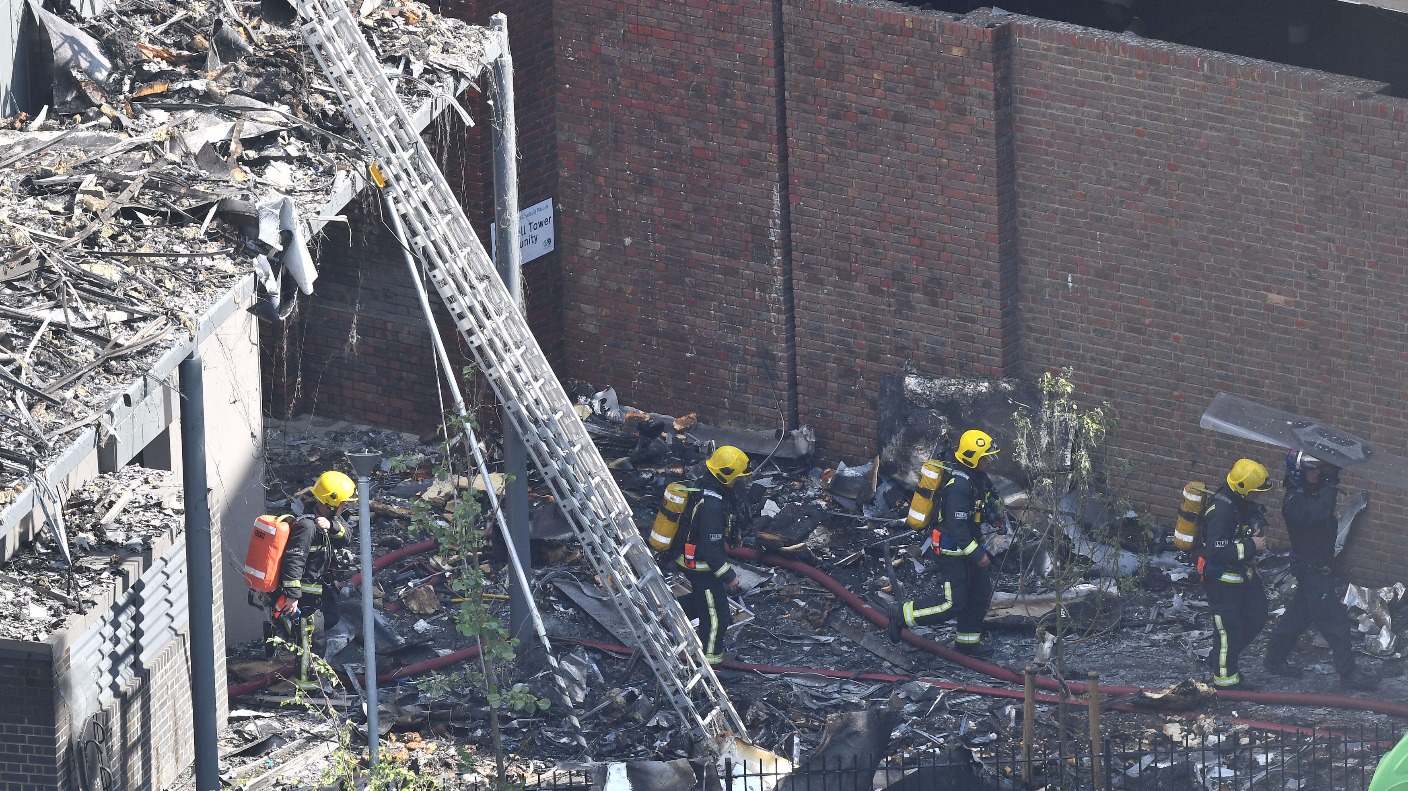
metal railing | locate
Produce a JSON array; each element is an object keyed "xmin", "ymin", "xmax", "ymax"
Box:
[{"xmin": 492, "ymin": 722, "xmax": 1398, "ymax": 791}]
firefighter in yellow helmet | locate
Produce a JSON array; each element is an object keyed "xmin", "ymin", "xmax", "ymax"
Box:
[
  {"xmin": 1197, "ymin": 458, "xmax": 1271, "ymax": 690},
  {"xmin": 886, "ymin": 429, "xmax": 1000, "ymax": 657},
  {"xmin": 677, "ymin": 445, "xmax": 750, "ymax": 682},
  {"xmin": 274, "ymin": 470, "xmax": 354, "ymax": 690}
]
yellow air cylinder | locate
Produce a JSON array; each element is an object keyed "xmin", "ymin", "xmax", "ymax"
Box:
[
  {"xmin": 906, "ymin": 459, "xmax": 947, "ymax": 531},
  {"xmin": 1173, "ymin": 481, "xmax": 1207, "ymax": 550},
  {"xmin": 648, "ymin": 482, "xmax": 691, "ymax": 551}
]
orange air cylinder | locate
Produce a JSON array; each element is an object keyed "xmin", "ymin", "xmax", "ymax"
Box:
[{"xmin": 242, "ymin": 514, "xmax": 290, "ymax": 592}]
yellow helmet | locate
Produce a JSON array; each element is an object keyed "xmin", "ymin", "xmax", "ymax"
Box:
[
  {"xmin": 1226, "ymin": 458, "xmax": 1272, "ymax": 495},
  {"xmin": 312, "ymin": 470, "xmax": 356, "ymax": 508},
  {"xmin": 705, "ymin": 445, "xmax": 750, "ymax": 485},
  {"xmin": 955, "ymin": 429, "xmax": 999, "ymax": 469}
]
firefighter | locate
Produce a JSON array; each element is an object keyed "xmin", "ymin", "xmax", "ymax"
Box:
[
  {"xmin": 677, "ymin": 445, "xmax": 749, "ymax": 682},
  {"xmin": 1264, "ymin": 452, "xmax": 1378, "ymax": 690},
  {"xmin": 275, "ymin": 470, "xmax": 355, "ymax": 690},
  {"xmin": 1199, "ymin": 458, "xmax": 1271, "ymax": 690},
  {"xmin": 886, "ymin": 429, "xmax": 1000, "ymax": 657}
]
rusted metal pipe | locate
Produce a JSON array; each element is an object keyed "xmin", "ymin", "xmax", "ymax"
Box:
[
  {"xmin": 1023, "ymin": 665, "xmax": 1036, "ymax": 784},
  {"xmin": 1088, "ymin": 671, "xmax": 1103, "ymax": 791}
]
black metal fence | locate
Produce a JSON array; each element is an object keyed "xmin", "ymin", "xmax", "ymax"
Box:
[{"xmin": 512, "ymin": 723, "xmax": 1399, "ymax": 791}]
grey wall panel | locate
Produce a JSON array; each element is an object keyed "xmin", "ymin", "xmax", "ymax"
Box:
[{"xmin": 68, "ymin": 539, "xmax": 191, "ymax": 712}]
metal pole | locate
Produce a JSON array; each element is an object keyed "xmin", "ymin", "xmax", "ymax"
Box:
[
  {"xmin": 489, "ymin": 12, "xmax": 533, "ymax": 653},
  {"xmin": 179, "ymin": 353, "xmax": 219, "ymax": 791},
  {"xmin": 347, "ymin": 452, "xmax": 381, "ymax": 765}
]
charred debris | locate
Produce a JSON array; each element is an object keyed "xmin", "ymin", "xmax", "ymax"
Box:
[
  {"xmin": 193, "ymin": 372, "xmax": 1407, "ymax": 787},
  {"xmin": 0, "ymin": 0, "xmax": 492, "ymax": 492}
]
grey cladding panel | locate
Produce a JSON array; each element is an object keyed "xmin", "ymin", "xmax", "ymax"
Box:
[{"xmin": 69, "ymin": 538, "xmax": 191, "ymax": 710}]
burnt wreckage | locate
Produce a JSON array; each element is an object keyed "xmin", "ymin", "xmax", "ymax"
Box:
[
  {"xmin": 0, "ymin": 0, "xmax": 491, "ymax": 475},
  {"xmin": 215, "ymin": 375, "xmax": 1408, "ymax": 788},
  {"xmin": 3, "ymin": 0, "xmax": 1408, "ymax": 786},
  {"xmin": 0, "ymin": 0, "xmax": 497, "ymax": 785},
  {"xmin": 0, "ymin": 0, "xmax": 492, "ymax": 537}
]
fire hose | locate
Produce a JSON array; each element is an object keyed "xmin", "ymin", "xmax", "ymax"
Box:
[
  {"xmin": 726, "ymin": 546, "xmax": 1408, "ymax": 719},
  {"xmin": 229, "ymin": 538, "xmax": 1408, "ymax": 725}
]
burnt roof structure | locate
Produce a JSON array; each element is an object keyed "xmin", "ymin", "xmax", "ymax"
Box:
[{"xmin": 0, "ymin": 0, "xmax": 496, "ymax": 557}]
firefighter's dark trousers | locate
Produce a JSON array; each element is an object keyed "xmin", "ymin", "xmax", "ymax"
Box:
[
  {"xmin": 1265, "ymin": 567, "xmax": 1357, "ymax": 674},
  {"xmin": 1204, "ymin": 576, "xmax": 1268, "ymax": 687},
  {"xmin": 683, "ymin": 568, "xmax": 731, "ymax": 665},
  {"xmin": 900, "ymin": 553, "xmax": 994, "ymax": 648}
]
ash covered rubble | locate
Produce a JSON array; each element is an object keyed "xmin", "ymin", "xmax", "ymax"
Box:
[
  {"xmin": 0, "ymin": 464, "xmax": 182, "ymax": 641},
  {"xmin": 0, "ymin": 0, "xmax": 494, "ymax": 490},
  {"xmin": 221, "ymin": 377, "xmax": 1404, "ymax": 788}
]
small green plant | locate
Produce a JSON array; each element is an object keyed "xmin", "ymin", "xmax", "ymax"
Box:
[
  {"xmin": 1011, "ymin": 368, "xmax": 1129, "ymax": 674},
  {"xmin": 389, "ymin": 411, "xmax": 548, "ymax": 784},
  {"xmin": 414, "ymin": 668, "xmax": 476, "ymax": 698},
  {"xmin": 494, "ymin": 682, "xmax": 552, "ymax": 714}
]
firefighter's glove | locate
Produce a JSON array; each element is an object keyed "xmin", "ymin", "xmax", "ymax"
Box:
[
  {"xmin": 1323, "ymin": 466, "xmax": 1341, "ymax": 487},
  {"xmin": 276, "ymin": 596, "xmax": 301, "ymax": 618}
]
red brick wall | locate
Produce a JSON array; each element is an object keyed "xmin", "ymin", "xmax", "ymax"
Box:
[
  {"xmin": 784, "ymin": 1, "xmax": 1019, "ymax": 458},
  {"xmin": 442, "ymin": 0, "xmax": 565, "ymax": 365},
  {"xmin": 554, "ymin": 0, "xmax": 793, "ymax": 430},
  {"xmin": 1006, "ymin": 21, "xmax": 1408, "ymax": 585},
  {"xmin": 548, "ymin": 1, "xmax": 1408, "ymax": 582},
  {"xmin": 552, "ymin": 0, "xmax": 1019, "ymax": 458}
]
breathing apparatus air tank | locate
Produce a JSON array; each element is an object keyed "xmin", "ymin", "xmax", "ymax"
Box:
[
  {"xmin": 242, "ymin": 514, "xmax": 290, "ymax": 593},
  {"xmin": 648, "ymin": 481, "xmax": 692, "ymax": 552},
  {"xmin": 906, "ymin": 459, "xmax": 947, "ymax": 531},
  {"xmin": 1173, "ymin": 481, "xmax": 1209, "ymax": 551}
]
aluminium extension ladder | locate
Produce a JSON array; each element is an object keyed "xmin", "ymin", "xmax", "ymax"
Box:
[{"xmin": 294, "ymin": 0, "xmax": 747, "ymax": 751}]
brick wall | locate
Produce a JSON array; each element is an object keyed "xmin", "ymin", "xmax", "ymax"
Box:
[
  {"xmin": 1006, "ymin": 21, "xmax": 1408, "ymax": 585},
  {"xmin": 94, "ymin": 637, "xmax": 199, "ymax": 790},
  {"xmin": 0, "ymin": 533, "xmax": 222, "ymax": 790},
  {"xmin": 783, "ymin": 1, "xmax": 1018, "ymax": 458},
  {"xmin": 0, "ymin": 645, "xmax": 62, "ymax": 789},
  {"xmin": 554, "ymin": 0, "xmax": 793, "ymax": 431},
  {"xmin": 263, "ymin": 192, "xmax": 523, "ymax": 433},
  {"xmin": 263, "ymin": 194, "xmax": 477, "ymax": 429},
  {"xmin": 546, "ymin": 0, "xmax": 1408, "ymax": 582}
]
